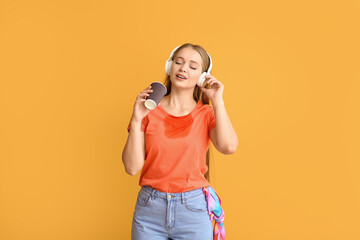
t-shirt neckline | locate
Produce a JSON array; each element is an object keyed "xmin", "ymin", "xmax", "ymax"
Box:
[{"xmin": 158, "ymin": 100, "xmax": 201, "ymax": 118}]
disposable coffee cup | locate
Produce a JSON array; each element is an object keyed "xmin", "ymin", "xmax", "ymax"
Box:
[{"xmin": 144, "ymin": 82, "xmax": 167, "ymax": 110}]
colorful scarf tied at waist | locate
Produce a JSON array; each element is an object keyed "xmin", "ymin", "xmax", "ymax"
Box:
[{"xmin": 203, "ymin": 186, "xmax": 225, "ymax": 240}]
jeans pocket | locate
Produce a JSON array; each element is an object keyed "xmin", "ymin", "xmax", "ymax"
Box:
[
  {"xmin": 185, "ymin": 194, "xmax": 208, "ymax": 212},
  {"xmin": 136, "ymin": 189, "xmax": 151, "ymax": 207}
]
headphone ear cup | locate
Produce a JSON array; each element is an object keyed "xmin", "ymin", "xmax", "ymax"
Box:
[
  {"xmin": 165, "ymin": 60, "xmax": 172, "ymax": 75},
  {"xmin": 197, "ymin": 72, "xmax": 207, "ymax": 86}
]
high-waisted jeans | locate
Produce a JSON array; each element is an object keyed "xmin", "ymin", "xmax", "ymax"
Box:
[{"xmin": 131, "ymin": 185, "xmax": 213, "ymax": 240}]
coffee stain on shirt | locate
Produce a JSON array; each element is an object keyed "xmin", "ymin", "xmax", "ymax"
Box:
[{"xmin": 163, "ymin": 114, "xmax": 194, "ymax": 138}]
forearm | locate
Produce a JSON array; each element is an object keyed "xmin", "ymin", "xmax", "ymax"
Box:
[
  {"xmin": 122, "ymin": 120, "xmax": 145, "ymax": 175},
  {"xmin": 212, "ymin": 99, "xmax": 238, "ymax": 153}
]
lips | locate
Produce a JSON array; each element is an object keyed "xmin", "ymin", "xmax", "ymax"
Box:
[{"xmin": 176, "ymin": 74, "xmax": 187, "ymax": 80}]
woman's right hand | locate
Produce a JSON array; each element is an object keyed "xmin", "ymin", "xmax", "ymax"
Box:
[{"xmin": 131, "ymin": 86, "xmax": 153, "ymax": 123}]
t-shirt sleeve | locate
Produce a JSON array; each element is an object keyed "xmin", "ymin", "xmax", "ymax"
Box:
[
  {"xmin": 208, "ymin": 107, "xmax": 216, "ymax": 131},
  {"xmin": 127, "ymin": 116, "xmax": 149, "ymax": 132}
]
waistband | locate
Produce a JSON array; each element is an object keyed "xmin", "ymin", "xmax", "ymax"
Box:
[{"xmin": 141, "ymin": 185, "xmax": 205, "ymax": 201}]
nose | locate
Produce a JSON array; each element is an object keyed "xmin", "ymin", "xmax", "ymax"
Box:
[{"xmin": 179, "ymin": 63, "xmax": 187, "ymax": 73}]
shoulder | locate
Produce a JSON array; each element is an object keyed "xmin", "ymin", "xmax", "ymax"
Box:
[{"xmin": 197, "ymin": 101, "xmax": 214, "ymax": 114}]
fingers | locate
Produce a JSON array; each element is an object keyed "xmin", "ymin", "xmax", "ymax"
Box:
[
  {"xmin": 138, "ymin": 87, "xmax": 153, "ymax": 98},
  {"xmin": 204, "ymin": 75, "xmax": 215, "ymax": 84},
  {"xmin": 204, "ymin": 75, "xmax": 222, "ymax": 87},
  {"xmin": 142, "ymin": 86, "xmax": 153, "ymax": 93},
  {"xmin": 135, "ymin": 86, "xmax": 153, "ymax": 106},
  {"xmin": 144, "ymin": 85, "xmax": 152, "ymax": 91},
  {"xmin": 140, "ymin": 91, "xmax": 151, "ymax": 98}
]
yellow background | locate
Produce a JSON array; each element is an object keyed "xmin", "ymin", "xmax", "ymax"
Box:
[{"xmin": 1, "ymin": 0, "xmax": 359, "ymax": 239}]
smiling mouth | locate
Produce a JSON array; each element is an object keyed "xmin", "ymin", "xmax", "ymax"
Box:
[{"xmin": 176, "ymin": 75, "xmax": 187, "ymax": 80}]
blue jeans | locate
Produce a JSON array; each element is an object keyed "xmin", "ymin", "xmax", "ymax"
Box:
[{"xmin": 131, "ymin": 185, "xmax": 213, "ymax": 240}]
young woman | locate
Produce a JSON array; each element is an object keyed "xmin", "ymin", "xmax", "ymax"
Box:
[{"xmin": 122, "ymin": 43, "xmax": 238, "ymax": 240}]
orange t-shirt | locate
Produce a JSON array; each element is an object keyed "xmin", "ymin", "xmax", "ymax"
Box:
[
  {"xmin": 128, "ymin": 100, "xmax": 216, "ymax": 193},
  {"xmin": 127, "ymin": 100, "xmax": 216, "ymax": 193}
]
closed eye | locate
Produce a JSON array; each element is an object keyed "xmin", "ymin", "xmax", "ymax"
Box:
[{"xmin": 175, "ymin": 61, "xmax": 197, "ymax": 70}]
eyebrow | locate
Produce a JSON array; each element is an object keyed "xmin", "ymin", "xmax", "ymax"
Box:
[{"xmin": 174, "ymin": 56, "xmax": 200, "ymax": 66}]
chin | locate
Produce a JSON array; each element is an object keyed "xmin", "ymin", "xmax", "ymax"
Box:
[
  {"xmin": 171, "ymin": 77, "xmax": 194, "ymax": 86},
  {"xmin": 172, "ymin": 81, "xmax": 197, "ymax": 89}
]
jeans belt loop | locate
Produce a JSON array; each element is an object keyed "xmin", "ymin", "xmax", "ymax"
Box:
[
  {"xmin": 151, "ymin": 189, "xmax": 156, "ymax": 200},
  {"xmin": 181, "ymin": 193, "xmax": 185, "ymax": 204}
]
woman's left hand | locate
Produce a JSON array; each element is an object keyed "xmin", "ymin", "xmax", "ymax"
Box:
[{"xmin": 199, "ymin": 75, "xmax": 224, "ymax": 104}]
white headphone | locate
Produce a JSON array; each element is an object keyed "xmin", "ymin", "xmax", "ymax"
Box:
[{"xmin": 165, "ymin": 45, "xmax": 213, "ymax": 87}]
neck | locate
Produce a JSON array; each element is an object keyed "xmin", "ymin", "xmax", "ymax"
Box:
[{"xmin": 163, "ymin": 88, "xmax": 197, "ymax": 109}]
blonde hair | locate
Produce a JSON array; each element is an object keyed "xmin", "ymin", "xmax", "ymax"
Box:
[{"xmin": 163, "ymin": 43, "xmax": 213, "ymax": 182}]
